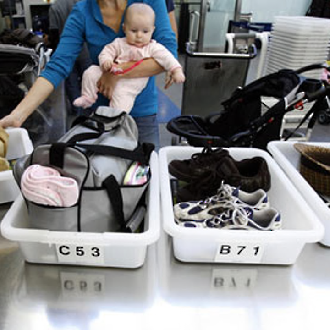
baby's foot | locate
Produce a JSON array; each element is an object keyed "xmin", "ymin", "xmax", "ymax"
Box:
[{"xmin": 73, "ymin": 95, "xmax": 95, "ymax": 109}]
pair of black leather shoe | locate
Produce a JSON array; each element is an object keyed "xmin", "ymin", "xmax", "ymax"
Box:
[{"xmin": 169, "ymin": 148, "xmax": 271, "ymax": 202}]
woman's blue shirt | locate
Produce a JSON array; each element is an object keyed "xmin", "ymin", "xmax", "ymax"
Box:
[{"xmin": 40, "ymin": 0, "xmax": 177, "ymax": 117}]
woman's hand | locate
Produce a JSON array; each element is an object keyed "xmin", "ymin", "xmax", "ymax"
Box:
[
  {"xmin": 97, "ymin": 71, "xmax": 120, "ymax": 99},
  {"xmin": 165, "ymin": 71, "xmax": 174, "ymax": 89},
  {"xmin": 97, "ymin": 61, "xmax": 142, "ymax": 98},
  {"xmin": 0, "ymin": 113, "xmax": 23, "ymax": 128},
  {"xmin": 0, "ymin": 77, "xmax": 54, "ymax": 128}
]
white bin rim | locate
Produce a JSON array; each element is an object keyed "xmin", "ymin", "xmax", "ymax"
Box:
[
  {"xmin": 159, "ymin": 146, "xmax": 325, "ymax": 244},
  {"xmin": 1, "ymin": 152, "xmax": 160, "ymax": 248}
]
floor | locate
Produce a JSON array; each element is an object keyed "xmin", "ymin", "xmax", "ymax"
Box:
[{"xmin": 156, "ymin": 72, "xmax": 183, "ymax": 148}]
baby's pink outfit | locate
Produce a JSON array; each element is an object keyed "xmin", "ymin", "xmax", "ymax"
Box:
[
  {"xmin": 73, "ymin": 38, "xmax": 182, "ymax": 113},
  {"xmin": 21, "ymin": 164, "xmax": 79, "ymax": 207}
]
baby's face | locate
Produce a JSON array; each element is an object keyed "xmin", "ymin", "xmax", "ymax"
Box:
[{"xmin": 124, "ymin": 12, "xmax": 155, "ymax": 48}]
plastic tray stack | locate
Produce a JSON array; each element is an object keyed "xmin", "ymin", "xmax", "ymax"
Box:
[{"xmin": 264, "ymin": 16, "xmax": 330, "ymax": 79}]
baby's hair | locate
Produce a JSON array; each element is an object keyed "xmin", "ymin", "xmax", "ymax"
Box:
[{"xmin": 125, "ymin": 3, "xmax": 155, "ymax": 24}]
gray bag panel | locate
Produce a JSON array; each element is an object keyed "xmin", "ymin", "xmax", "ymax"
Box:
[
  {"xmin": 88, "ymin": 130, "xmax": 137, "ymax": 187},
  {"xmin": 13, "ymin": 145, "xmax": 89, "ymax": 190},
  {"xmin": 59, "ymin": 107, "xmax": 139, "ymax": 187},
  {"xmin": 58, "ymin": 107, "xmax": 138, "ymax": 143},
  {"xmin": 14, "ymin": 108, "xmax": 152, "ymax": 233},
  {"xmin": 80, "ymin": 184, "xmax": 148, "ymax": 232},
  {"xmin": 22, "ymin": 180, "xmax": 150, "ymax": 233},
  {"xmin": 27, "ymin": 202, "xmax": 78, "ymax": 232}
]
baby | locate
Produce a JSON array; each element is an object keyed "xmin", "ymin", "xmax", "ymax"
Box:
[{"xmin": 73, "ymin": 3, "xmax": 185, "ymax": 113}]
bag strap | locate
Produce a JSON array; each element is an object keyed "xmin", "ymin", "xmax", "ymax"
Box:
[
  {"xmin": 73, "ymin": 142, "xmax": 154, "ymax": 165},
  {"xmin": 70, "ymin": 111, "xmax": 126, "ymax": 133},
  {"xmin": 67, "ymin": 131, "xmax": 104, "ymax": 144},
  {"xmin": 103, "ymin": 175, "xmax": 127, "ymax": 232},
  {"xmin": 49, "ymin": 143, "xmax": 68, "ymax": 168},
  {"xmin": 103, "ymin": 174, "xmax": 149, "ymax": 233},
  {"xmin": 49, "ymin": 142, "xmax": 154, "ymax": 169}
]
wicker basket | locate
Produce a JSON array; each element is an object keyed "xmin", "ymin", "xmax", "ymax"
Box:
[{"xmin": 294, "ymin": 143, "xmax": 330, "ymax": 195}]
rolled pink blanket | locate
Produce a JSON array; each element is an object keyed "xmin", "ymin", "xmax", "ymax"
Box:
[{"xmin": 21, "ymin": 164, "xmax": 79, "ymax": 207}]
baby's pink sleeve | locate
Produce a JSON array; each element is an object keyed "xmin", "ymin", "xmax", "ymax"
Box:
[
  {"xmin": 148, "ymin": 42, "xmax": 182, "ymax": 72},
  {"xmin": 98, "ymin": 38, "xmax": 122, "ymax": 69}
]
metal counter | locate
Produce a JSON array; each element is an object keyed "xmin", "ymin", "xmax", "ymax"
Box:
[
  {"xmin": 1, "ymin": 88, "xmax": 330, "ymax": 328},
  {"xmin": 1, "ymin": 200, "xmax": 330, "ymax": 330}
]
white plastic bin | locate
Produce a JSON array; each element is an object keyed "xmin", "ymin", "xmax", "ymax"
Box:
[
  {"xmin": 268, "ymin": 141, "xmax": 330, "ymax": 247},
  {"xmin": 0, "ymin": 128, "xmax": 33, "ymax": 203},
  {"xmin": 0, "ymin": 152, "xmax": 160, "ymax": 269},
  {"xmin": 159, "ymin": 146, "xmax": 324, "ymax": 265}
]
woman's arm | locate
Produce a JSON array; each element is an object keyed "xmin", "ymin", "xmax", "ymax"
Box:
[
  {"xmin": 168, "ymin": 11, "xmax": 178, "ymax": 39},
  {"xmin": 0, "ymin": 77, "xmax": 54, "ymax": 128},
  {"xmin": 97, "ymin": 58, "xmax": 164, "ymax": 99},
  {"xmin": 41, "ymin": 5, "xmax": 86, "ymax": 88},
  {"xmin": 119, "ymin": 58, "xmax": 163, "ymax": 78}
]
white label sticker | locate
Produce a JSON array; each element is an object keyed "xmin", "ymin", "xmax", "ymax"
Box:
[
  {"xmin": 214, "ymin": 242, "xmax": 265, "ymax": 263},
  {"xmin": 56, "ymin": 244, "xmax": 105, "ymax": 265}
]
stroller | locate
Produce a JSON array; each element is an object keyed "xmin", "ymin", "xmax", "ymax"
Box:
[
  {"xmin": 0, "ymin": 28, "xmax": 51, "ymax": 144},
  {"xmin": 167, "ymin": 64, "xmax": 330, "ymax": 150}
]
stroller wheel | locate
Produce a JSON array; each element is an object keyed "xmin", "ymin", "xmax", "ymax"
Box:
[{"xmin": 318, "ymin": 110, "xmax": 330, "ymax": 125}]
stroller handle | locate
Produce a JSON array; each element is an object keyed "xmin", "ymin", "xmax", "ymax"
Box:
[{"xmin": 295, "ymin": 63, "xmax": 330, "ymax": 74}]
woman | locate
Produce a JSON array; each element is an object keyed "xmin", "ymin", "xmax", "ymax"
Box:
[{"xmin": 0, "ymin": 0, "xmax": 178, "ymax": 150}]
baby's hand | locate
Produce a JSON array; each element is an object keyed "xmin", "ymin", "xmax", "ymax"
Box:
[
  {"xmin": 102, "ymin": 60, "xmax": 113, "ymax": 71},
  {"xmin": 172, "ymin": 68, "xmax": 186, "ymax": 83}
]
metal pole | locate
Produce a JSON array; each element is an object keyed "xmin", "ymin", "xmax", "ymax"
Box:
[
  {"xmin": 196, "ymin": 0, "xmax": 208, "ymax": 52},
  {"xmin": 234, "ymin": 0, "xmax": 242, "ymax": 22}
]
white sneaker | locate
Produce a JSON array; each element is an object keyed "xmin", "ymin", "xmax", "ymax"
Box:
[
  {"xmin": 174, "ymin": 182, "xmax": 269, "ymax": 222},
  {"xmin": 204, "ymin": 206, "xmax": 281, "ymax": 231},
  {"xmin": 215, "ymin": 181, "xmax": 269, "ymax": 209},
  {"xmin": 174, "ymin": 182, "xmax": 281, "ymax": 231}
]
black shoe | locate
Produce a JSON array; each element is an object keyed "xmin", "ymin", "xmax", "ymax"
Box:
[
  {"xmin": 176, "ymin": 156, "xmax": 271, "ymax": 202},
  {"xmin": 168, "ymin": 147, "xmax": 230, "ymax": 182},
  {"xmin": 233, "ymin": 157, "xmax": 271, "ymax": 192}
]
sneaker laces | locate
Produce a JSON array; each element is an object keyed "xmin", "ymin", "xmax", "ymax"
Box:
[
  {"xmin": 230, "ymin": 206, "xmax": 251, "ymax": 226},
  {"xmin": 207, "ymin": 204, "xmax": 251, "ymax": 228},
  {"xmin": 216, "ymin": 181, "xmax": 236, "ymax": 199},
  {"xmin": 198, "ymin": 181, "xmax": 234, "ymax": 204}
]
